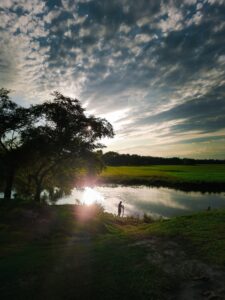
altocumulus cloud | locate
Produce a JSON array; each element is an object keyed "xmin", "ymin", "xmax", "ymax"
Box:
[{"xmin": 0, "ymin": 0, "xmax": 225, "ymax": 158}]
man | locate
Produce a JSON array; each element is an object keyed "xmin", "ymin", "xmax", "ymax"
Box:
[{"xmin": 118, "ymin": 201, "xmax": 124, "ymax": 217}]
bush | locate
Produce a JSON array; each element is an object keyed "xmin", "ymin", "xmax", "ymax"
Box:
[{"xmin": 143, "ymin": 213, "xmax": 154, "ymax": 223}]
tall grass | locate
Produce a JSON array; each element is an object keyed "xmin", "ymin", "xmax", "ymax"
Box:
[{"xmin": 100, "ymin": 165, "xmax": 225, "ymax": 191}]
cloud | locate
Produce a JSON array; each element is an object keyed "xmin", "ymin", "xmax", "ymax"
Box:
[
  {"xmin": 208, "ymin": 0, "xmax": 225, "ymax": 5},
  {"xmin": 158, "ymin": 4, "xmax": 184, "ymax": 34},
  {"xmin": 0, "ymin": 0, "xmax": 225, "ymax": 158},
  {"xmin": 135, "ymin": 33, "xmax": 153, "ymax": 43}
]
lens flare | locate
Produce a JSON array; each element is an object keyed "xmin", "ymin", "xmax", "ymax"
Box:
[{"xmin": 82, "ymin": 187, "xmax": 103, "ymax": 205}]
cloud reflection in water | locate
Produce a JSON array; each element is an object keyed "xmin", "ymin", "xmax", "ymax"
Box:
[{"xmin": 56, "ymin": 185, "xmax": 225, "ymax": 219}]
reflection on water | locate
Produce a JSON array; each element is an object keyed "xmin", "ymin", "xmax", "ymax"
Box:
[{"xmin": 56, "ymin": 185, "xmax": 225, "ymax": 218}]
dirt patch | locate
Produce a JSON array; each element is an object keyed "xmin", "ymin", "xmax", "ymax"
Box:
[{"xmin": 131, "ymin": 237, "xmax": 225, "ymax": 300}]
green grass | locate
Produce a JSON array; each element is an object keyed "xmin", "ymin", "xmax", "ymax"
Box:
[
  {"xmin": 0, "ymin": 204, "xmax": 171, "ymax": 300},
  {"xmin": 144, "ymin": 209, "xmax": 225, "ymax": 265},
  {"xmin": 1, "ymin": 203, "xmax": 225, "ymax": 299},
  {"xmin": 100, "ymin": 165, "xmax": 225, "ymax": 191}
]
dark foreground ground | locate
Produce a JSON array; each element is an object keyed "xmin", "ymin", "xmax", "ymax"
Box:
[{"xmin": 1, "ymin": 202, "xmax": 225, "ymax": 300}]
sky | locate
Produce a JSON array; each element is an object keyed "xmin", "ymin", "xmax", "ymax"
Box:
[{"xmin": 0, "ymin": 0, "xmax": 225, "ymax": 159}]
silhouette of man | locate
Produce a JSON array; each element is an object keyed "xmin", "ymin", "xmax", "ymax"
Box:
[{"xmin": 118, "ymin": 201, "xmax": 124, "ymax": 217}]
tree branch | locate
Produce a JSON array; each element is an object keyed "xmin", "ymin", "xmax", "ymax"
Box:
[{"xmin": 0, "ymin": 139, "xmax": 8, "ymax": 153}]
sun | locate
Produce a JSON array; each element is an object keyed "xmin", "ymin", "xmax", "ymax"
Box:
[{"xmin": 82, "ymin": 187, "xmax": 103, "ymax": 205}]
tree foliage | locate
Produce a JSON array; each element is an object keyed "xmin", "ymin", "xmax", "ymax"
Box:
[
  {"xmin": 0, "ymin": 89, "xmax": 114, "ymax": 202},
  {"xmin": 102, "ymin": 151, "xmax": 225, "ymax": 166},
  {"xmin": 0, "ymin": 88, "xmax": 33, "ymax": 200}
]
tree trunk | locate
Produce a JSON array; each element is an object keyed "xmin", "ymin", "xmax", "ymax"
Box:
[
  {"xmin": 33, "ymin": 166, "xmax": 54, "ymax": 202},
  {"xmin": 34, "ymin": 181, "xmax": 42, "ymax": 202},
  {"xmin": 4, "ymin": 164, "xmax": 15, "ymax": 201}
]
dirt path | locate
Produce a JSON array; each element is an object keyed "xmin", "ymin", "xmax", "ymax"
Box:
[{"xmin": 132, "ymin": 237, "xmax": 225, "ymax": 300}]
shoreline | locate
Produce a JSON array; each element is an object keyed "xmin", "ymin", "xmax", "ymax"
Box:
[{"xmin": 98, "ymin": 177, "xmax": 225, "ymax": 193}]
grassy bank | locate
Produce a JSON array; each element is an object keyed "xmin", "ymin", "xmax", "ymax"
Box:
[
  {"xmin": 99, "ymin": 164, "xmax": 225, "ymax": 192},
  {"xmin": 1, "ymin": 203, "xmax": 225, "ymax": 299},
  {"xmin": 144, "ymin": 209, "xmax": 225, "ymax": 265}
]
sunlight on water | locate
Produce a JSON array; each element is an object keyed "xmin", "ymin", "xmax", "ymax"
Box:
[
  {"xmin": 81, "ymin": 187, "xmax": 104, "ymax": 205},
  {"xmin": 56, "ymin": 185, "xmax": 225, "ymax": 219}
]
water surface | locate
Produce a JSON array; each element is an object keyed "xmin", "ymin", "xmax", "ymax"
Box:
[{"xmin": 56, "ymin": 185, "xmax": 225, "ymax": 218}]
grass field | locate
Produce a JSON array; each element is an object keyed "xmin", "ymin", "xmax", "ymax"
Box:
[
  {"xmin": 1, "ymin": 203, "xmax": 225, "ymax": 299},
  {"xmin": 99, "ymin": 165, "xmax": 225, "ymax": 191}
]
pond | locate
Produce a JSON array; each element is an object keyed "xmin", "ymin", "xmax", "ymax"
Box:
[{"xmin": 56, "ymin": 185, "xmax": 225, "ymax": 219}]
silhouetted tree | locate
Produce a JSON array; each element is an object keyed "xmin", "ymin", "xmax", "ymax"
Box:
[
  {"xmin": 1, "ymin": 89, "xmax": 114, "ymax": 202},
  {"xmin": 19, "ymin": 92, "xmax": 114, "ymax": 202},
  {"xmin": 102, "ymin": 152, "xmax": 224, "ymax": 166},
  {"xmin": 0, "ymin": 88, "xmax": 33, "ymax": 200}
]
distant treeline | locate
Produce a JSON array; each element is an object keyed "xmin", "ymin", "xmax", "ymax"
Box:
[{"xmin": 102, "ymin": 151, "xmax": 225, "ymax": 166}]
